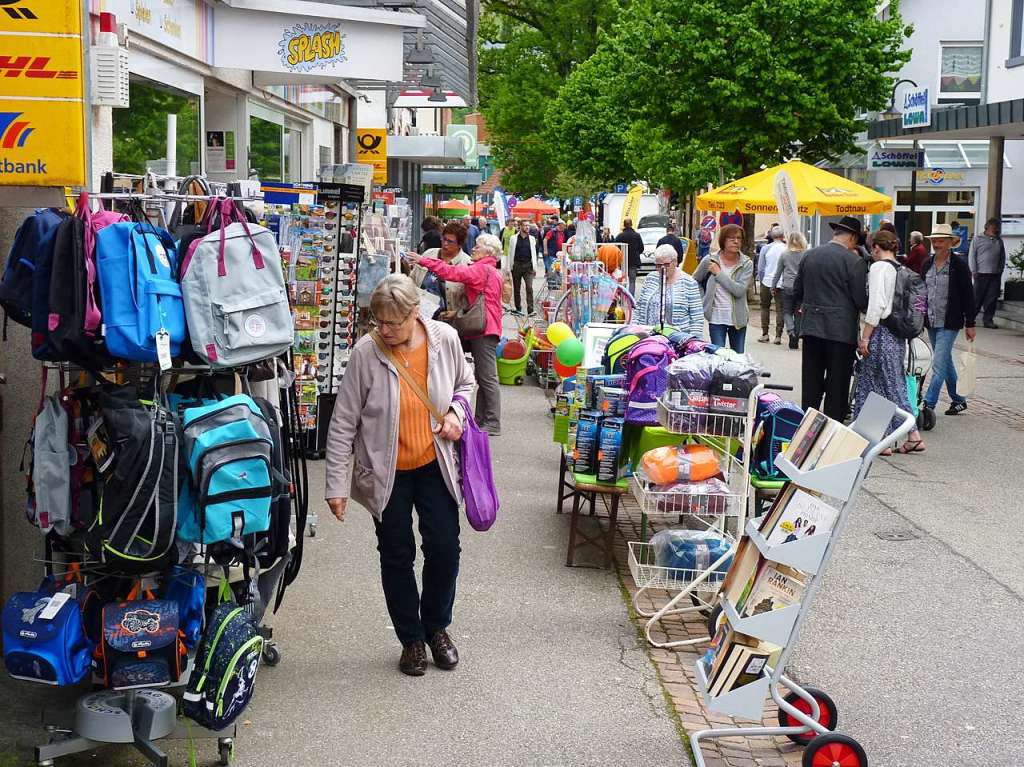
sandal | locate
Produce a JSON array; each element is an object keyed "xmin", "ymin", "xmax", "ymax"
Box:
[
  {"xmin": 898, "ymin": 440, "xmax": 926, "ymax": 454},
  {"xmin": 879, "ymin": 448, "xmax": 893, "ymax": 456}
]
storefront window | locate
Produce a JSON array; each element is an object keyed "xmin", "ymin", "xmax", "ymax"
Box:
[
  {"xmin": 1011, "ymin": 0, "xmax": 1024, "ymax": 66},
  {"xmin": 113, "ymin": 77, "xmax": 200, "ymax": 176},
  {"xmin": 250, "ymin": 115, "xmax": 283, "ymax": 180},
  {"xmin": 939, "ymin": 44, "xmax": 983, "ymax": 99}
]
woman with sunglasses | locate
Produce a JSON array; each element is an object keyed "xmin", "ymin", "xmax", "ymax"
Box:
[
  {"xmin": 407, "ymin": 233, "xmax": 504, "ymax": 435},
  {"xmin": 326, "ymin": 274, "xmax": 476, "ymax": 677}
]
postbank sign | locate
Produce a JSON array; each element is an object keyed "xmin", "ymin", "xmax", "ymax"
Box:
[
  {"xmin": 279, "ymin": 22, "xmax": 347, "ymax": 73},
  {"xmin": 0, "ymin": 0, "xmax": 87, "ymax": 186}
]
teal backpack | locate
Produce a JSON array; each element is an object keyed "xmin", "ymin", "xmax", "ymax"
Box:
[
  {"xmin": 182, "ymin": 586, "xmax": 263, "ymax": 730},
  {"xmin": 178, "ymin": 394, "xmax": 274, "ymax": 544}
]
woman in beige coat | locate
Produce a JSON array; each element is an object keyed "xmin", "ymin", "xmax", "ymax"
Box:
[{"xmin": 325, "ymin": 274, "xmax": 476, "ymax": 676}]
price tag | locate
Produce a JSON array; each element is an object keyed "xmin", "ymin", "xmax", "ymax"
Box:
[
  {"xmin": 155, "ymin": 330, "xmax": 172, "ymax": 371},
  {"xmin": 38, "ymin": 592, "xmax": 71, "ymax": 621}
]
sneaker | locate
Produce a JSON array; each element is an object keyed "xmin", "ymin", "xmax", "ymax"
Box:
[
  {"xmin": 758, "ymin": 335, "xmax": 770, "ymax": 343},
  {"xmin": 774, "ymin": 337, "xmax": 782, "ymax": 345},
  {"xmin": 399, "ymin": 641, "xmax": 428, "ymax": 676},
  {"xmin": 945, "ymin": 401, "xmax": 967, "ymax": 416},
  {"xmin": 427, "ymin": 630, "xmax": 459, "ymax": 670}
]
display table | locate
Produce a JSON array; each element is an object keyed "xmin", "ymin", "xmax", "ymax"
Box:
[{"xmin": 556, "ymin": 450, "xmax": 630, "ymax": 568}]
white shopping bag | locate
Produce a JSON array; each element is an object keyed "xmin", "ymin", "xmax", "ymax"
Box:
[{"xmin": 955, "ymin": 341, "xmax": 977, "ymax": 397}]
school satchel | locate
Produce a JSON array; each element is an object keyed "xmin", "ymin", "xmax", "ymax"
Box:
[
  {"xmin": 182, "ymin": 599, "xmax": 263, "ymax": 730},
  {"xmin": 180, "ymin": 199, "xmax": 293, "ymax": 367},
  {"xmin": 100, "ymin": 596, "xmax": 185, "ymax": 689},
  {"xmin": 3, "ymin": 589, "xmax": 93, "ymax": 686}
]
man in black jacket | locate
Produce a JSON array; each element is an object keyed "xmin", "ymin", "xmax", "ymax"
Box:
[
  {"xmin": 793, "ymin": 216, "xmax": 869, "ymax": 420},
  {"xmin": 615, "ymin": 218, "xmax": 645, "ymax": 294},
  {"xmin": 657, "ymin": 221, "xmax": 687, "ymax": 264}
]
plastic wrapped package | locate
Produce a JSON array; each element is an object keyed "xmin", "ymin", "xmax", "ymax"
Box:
[
  {"xmin": 640, "ymin": 444, "xmax": 720, "ymax": 485},
  {"xmin": 710, "ymin": 355, "xmax": 761, "ymax": 414},
  {"xmin": 649, "ymin": 529, "xmax": 734, "ymax": 580},
  {"xmin": 668, "ymin": 353, "xmax": 719, "ymax": 392},
  {"xmin": 653, "ymin": 477, "xmax": 732, "ymax": 515}
]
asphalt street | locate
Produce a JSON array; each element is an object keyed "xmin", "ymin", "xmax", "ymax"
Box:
[{"xmin": 746, "ymin": 323, "xmax": 1024, "ymax": 767}]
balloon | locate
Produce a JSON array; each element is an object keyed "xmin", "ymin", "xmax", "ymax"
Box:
[
  {"xmin": 556, "ymin": 338, "xmax": 585, "ymax": 367},
  {"xmin": 553, "ymin": 359, "xmax": 577, "ymax": 378},
  {"xmin": 503, "ymin": 339, "xmax": 527, "ymax": 360},
  {"xmin": 546, "ymin": 321, "xmax": 575, "ymax": 346}
]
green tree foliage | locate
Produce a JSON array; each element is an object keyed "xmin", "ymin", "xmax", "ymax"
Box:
[
  {"xmin": 478, "ymin": 0, "xmax": 623, "ymax": 193},
  {"xmin": 548, "ymin": 0, "xmax": 911, "ymax": 193},
  {"xmin": 113, "ymin": 81, "xmax": 199, "ymax": 175}
]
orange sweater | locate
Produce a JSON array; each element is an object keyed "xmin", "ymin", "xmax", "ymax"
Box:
[{"xmin": 395, "ymin": 341, "xmax": 437, "ymax": 470}]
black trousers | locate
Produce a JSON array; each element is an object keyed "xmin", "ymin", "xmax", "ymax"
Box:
[
  {"xmin": 374, "ymin": 460, "xmax": 461, "ymax": 646},
  {"xmin": 801, "ymin": 335, "xmax": 856, "ymax": 421},
  {"xmin": 974, "ymin": 272, "xmax": 1000, "ymax": 324}
]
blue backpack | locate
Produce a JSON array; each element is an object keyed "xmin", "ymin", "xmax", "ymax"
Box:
[
  {"xmin": 749, "ymin": 393, "xmax": 804, "ymax": 479},
  {"xmin": 2, "ymin": 589, "xmax": 93, "ymax": 686},
  {"xmin": 96, "ymin": 222, "xmax": 186, "ymax": 362},
  {"xmin": 179, "ymin": 395, "xmax": 274, "ymax": 544},
  {"xmin": 0, "ymin": 208, "xmax": 66, "ymax": 332}
]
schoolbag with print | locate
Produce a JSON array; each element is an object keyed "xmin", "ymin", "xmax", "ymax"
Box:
[{"xmin": 624, "ymin": 336, "xmax": 677, "ymax": 425}]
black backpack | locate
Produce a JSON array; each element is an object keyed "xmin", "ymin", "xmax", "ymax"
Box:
[
  {"xmin": 46, "ymin": 217, "xmax": 108, "ymax": 368},
  {"xmin": 88, "ymin": 386, "xmax": 184, "ymax": 574},
  {"xmin": 0, "ymin": 208, "xmax": 66, "ymax": 332},
  {"xmin": 882, "ymin": 261, "xmax": 927, "ymax": 340}
]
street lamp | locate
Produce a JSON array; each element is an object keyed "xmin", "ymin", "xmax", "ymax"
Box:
[
  {"xmin": 884, "ymin": 78, "xmax": 920, "ymax": 251},
  {"xmin": 885, "ymin": 78, "xmax": 918, "ymax": 116}
]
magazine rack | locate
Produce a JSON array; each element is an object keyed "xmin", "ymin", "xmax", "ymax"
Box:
[
  {"xmin": 629, "ymin": 383, "xmax": 793, "ymax": 649},
  {"xmin": 690, "ymin": 392, "xmax": 915, "ymax": 767}
]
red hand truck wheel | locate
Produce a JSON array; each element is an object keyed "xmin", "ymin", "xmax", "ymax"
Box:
[
  {"xmin": 801, "ymin": 732, "xmax": 868, "ymax": 767},
  {"xmin": 778, "ymin": 687, "xmax": 838, "ymax": 745}
]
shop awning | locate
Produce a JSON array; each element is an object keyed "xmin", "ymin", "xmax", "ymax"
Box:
[
  {"xmin": 868, "ymin": 98, "xmax": 1024, "ymax": 141},
  {"xmin": 697, "ymin": 160, "xmax": 893, "ymax": 216},
  {"xmin": 213, "ymin": 0, "xmax": 426, "ymax": 84},
  {"xmin": 388, "ymin": 135, "xmax": 466, "ymax": 165},
  {"xmin": 422, "ymin": 169, "xmax": 483, "ymax": 185}
]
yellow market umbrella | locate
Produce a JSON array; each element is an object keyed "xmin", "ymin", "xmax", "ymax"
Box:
[{"xmin": 697, "ymin": 160, "xmax": 893, "ymax": 216}]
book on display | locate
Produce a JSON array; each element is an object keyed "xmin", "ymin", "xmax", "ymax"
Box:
[
  {"xmin": 762, "ymin": 487, "xmax": 839, "ymax": 546},
  {"xmin": 737, "ymin": 562, "xmax": 805, "ymax": 617}
]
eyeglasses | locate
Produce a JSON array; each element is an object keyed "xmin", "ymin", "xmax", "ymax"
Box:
[
  {"xmin": 442, "ymin": 238, "xmax": 458, "ymax": 245},
  {"xmin": 372, "ymin": 310, "xmax": 413, "ymax": 329}
]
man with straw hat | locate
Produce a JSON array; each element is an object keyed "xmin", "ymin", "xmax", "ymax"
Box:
[
  {"xmin": 793, "ymin": 215, "xmax": 869, "ymax": 420},
  {"xmin": 921, "ymin": 223, "xmax": 976, "ymax": 421}
]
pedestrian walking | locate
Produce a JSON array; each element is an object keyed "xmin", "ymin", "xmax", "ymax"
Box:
[
  {"xmin": 693, "ymin": 223, "xmax": 754, "ymax": 352},
  {"xmin": 325, "ymin": 274, "xmax": 476, "ymax": 677},
  {"xmin": 905, "ymin": 231, "xmax": 928, "ymax": 275},
  {"xmin": 408, "ymin": 233, "xmax": 504, "ymax": 436},
  {"xmin": 463, "ymin": 215, "xmax": 480, "ymax": 255},
  {"xmin": 792, "ymin": 215, "xmax": 869, "ymax": 421},
  {"xmin": 758, "ymin": 225, "xmax": 787, "ymax": 344},
  {"xmin": 854, "ymin": 229, "xmax": 925, "ymax": 454},
  {"xmin": 504, "ymin": 219, "xmax": 540, "ymax": 315},
  {"xmin": 969, "ymin": 217, "xmax": 1006, "ymax": 329},
  {"xmin": 501, "ymin": 219, "xmax": 516, "ymax": 261},
  {"xmin": 410, "ymin": 222, "xmax": 471, "ymax": 313},
  {"xmin": 921, "ymin": 224, "xmax": 976, "ymax": 420},
  {"xmin": 657, "ymin": 221, "xmax": 687, "ymax": 264},
  {"xmin": 877, "ymin": 220, "xmax": 902, "ymax": 255},
  {"xmin": 634, "ymin": 244, "xmax": 704, "ymax": 336},
  {"xmin": 543, "ymin": 220, "xmax": 566, "ymax": 274},
  {"xmin": 418, "ymin": 215, "xmax": 443, "ymax": 253},
  {"xmin": 615, "ymin": 218, "xmax": 645, "ymax": 295},
  {"xmin": 771, "ymin": 231, "xmax": 808, "ymax": 349}
]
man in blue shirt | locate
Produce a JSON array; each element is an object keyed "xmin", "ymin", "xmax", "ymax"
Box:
[{"xmin": 462, "ymin": 216, "xmax": 480, "ymax": 255}]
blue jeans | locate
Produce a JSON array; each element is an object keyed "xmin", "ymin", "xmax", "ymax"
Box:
[
  {"xmin": 373, "ymin": 461, "xmax": 461, "ymax": 645},
  {"xmin": 543, "ymin": 253, "xmax": 556, "ymax": 273},
  {"xmin": 708, "ymin": 323, "xmax": 746, "ymax": 353},
  {"xmin": 925, "ymin": 327, "xmax": 966, "ymax": 409}
]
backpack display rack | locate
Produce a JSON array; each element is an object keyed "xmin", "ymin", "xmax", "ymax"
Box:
[{"xmin": 1, "ymin": 190, "xmax": 312, "ymax": 767}]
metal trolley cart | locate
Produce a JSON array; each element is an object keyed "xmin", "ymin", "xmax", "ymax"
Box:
[
  {"xmin": 629, "ymin": 383, "xmax": 791, "ymax": 648},
  {"xmin": 690, "ymin": 393, "xmax": 914, "ymax": 767}
]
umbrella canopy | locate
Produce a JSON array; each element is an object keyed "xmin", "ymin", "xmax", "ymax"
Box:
[
  {"xmin": 512, "ymin": 198, "xmax": 558, "ymax": 216},
  {"xmin": 697, "ymin": 160, "xmax": 893, "ymax": 216},
  {"xmin": 437, "ymin": 198, "xmax": 471, "ymax": 218}
]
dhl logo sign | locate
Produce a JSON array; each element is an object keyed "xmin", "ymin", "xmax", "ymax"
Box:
[
  {"xmin": 0, "ymin": 56, "xmax": 78, "ymax": 79},
  {"xmin": 0, "ymin": 0, "xmax": 81, "ymax": 34},
  {"xmin": 0, "ymin": 1, "xmax": 37, "ymax": 21}
]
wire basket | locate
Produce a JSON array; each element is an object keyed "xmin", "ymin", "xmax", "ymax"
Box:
[
  {"xmin": 631, "ymin": 474, "xmax": 745, "ymax": 519},
  {"xmin": 628, "ymin": 541, "xmax": 725, "ymax": 592},
  {"xmin": 658, "ymin": 396, "xmax": 748, "ymax": 438}
]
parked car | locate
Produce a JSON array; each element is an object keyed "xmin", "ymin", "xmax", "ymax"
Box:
[{"xmin": 637, "ymin": 214, "xmax": 670, "ymax": 270}]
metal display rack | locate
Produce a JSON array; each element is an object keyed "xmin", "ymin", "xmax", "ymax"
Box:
[
  {"xmin": 690, "ymin": 392, "xmax": 915, "ymax": 767},
  {"xmin": 629, "ymin": 383, "xmax": 794, "ymax": 648}
]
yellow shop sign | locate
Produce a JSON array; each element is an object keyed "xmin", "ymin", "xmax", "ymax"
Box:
[
  {"xmin": 0, "ymin": 0, "xmax": 81, "ymax": 34},
  {"xmin": 0, "ymin": 100, "xmax": 86, "ymax": 185},
  {"xmin": 0, "ymin": 35, "xmax": 84, "ymax": 99},
  {"xmin": 279, "ymin": 22, "xmax": 347, "ymax": 73},
  {"xmin": 355, "ymin": 128, "xmax": 387, "ymax": 185}
]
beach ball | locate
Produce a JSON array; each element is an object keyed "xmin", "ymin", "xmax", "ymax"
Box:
[{"xmin": 503, "ymin": 339, "xmax": 527, "ymax": 359}]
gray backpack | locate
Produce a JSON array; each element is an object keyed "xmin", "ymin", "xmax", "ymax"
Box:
[
  {"xmin": 180, "ymin": 200, "xmax": 293, "ymax": 368},
  {"xmin": 30, "ymin": 396, "xmax": 73, "ymax": 537}
]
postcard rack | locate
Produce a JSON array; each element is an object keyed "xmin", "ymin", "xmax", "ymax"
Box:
[{"xmin": 690, "ymin": 392, "xmax": 915, "ymax": 767}]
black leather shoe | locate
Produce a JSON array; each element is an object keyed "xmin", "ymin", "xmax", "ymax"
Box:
[
  {"xmin": 399, "ymin": 641, "xmax": 427, "ymax": 676},
  {"xmin": 428, "ymin": 630, "xmax": 459, "ymax": 670}
]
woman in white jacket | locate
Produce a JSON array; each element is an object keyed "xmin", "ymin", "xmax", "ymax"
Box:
[{"xmin": 853, "ymin": 230, "xmax": 925, "ymax": 454}]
